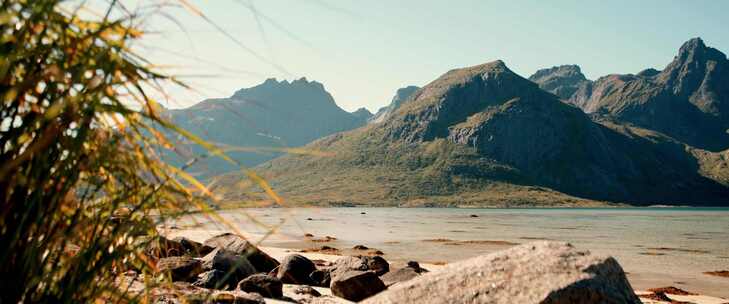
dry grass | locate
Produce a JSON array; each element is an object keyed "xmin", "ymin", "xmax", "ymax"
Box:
[{"xmin": 0, "ymin": 1, "xmax": 279, "ymax": 302}]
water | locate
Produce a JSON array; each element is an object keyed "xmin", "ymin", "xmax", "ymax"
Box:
[{"xmin": 172, "ymin": 208, "xmax": 729, "ymax": 297}]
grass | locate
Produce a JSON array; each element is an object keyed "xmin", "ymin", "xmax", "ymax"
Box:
[
  {"xmin": 213, "ymin": 127, "xmax": 615, "ymax": 208},
  {"xmin": 0, "ymin": 1, "xmax": 278, "ymax": 302}
]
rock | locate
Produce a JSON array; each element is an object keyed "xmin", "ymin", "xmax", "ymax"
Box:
[
  {"xmin": 331, "ymin": 256, "xmax": 389, "ymax": 278},
  {"xmin": 200, "ymin": 248, "xmax": 257, "ymax": 283},
  {"xmin": 237, "ymin": 273, "xmax": 283, "ymax": 299},
  {"xmin": 292, "ymin": 285, "xmax": 321, "ymax": 297},
  {"xmin": 330, "ymin": 270, "xmax": 387, "ymax": 302},
  {"xmin": 362, "ymin": 256, "xmax": 389, "ymax": 276},
  {"xmin": 156, "ymin": 256, "xmax": 203, "ymax": 282},
  {"xmin": 172, "ymin": 236, "xmax": 214, "ymax": 256},
  {"xmin": 352, "ymin": 245, "xmax": 369, "ymax": 250},
  {"xmin": 379, "ymin": 267, "xmax": 420, "ymax": 287},
  {"xmin": 149, "ymin": 282, "xmax": 213, "ymax": 303},
  {"xmin": 192, "ymin": 269, "xmax": 237, "ymax": 290},
  {"xmin": 363, "ymin": 241, "xmax": 641, "ymax": 304},
  {"xmin": 309, "ymin": 269, "xmax": 332, "ymax": 287},
  {"xmin": 211, "ymin": 290, "xmax": 265, "ymax": 304},
  {"xmin": 406, "ymin": 261, "xmax": 425, "ymax": 272},
  {"xmin": 276, "ymin": 254, "xmax": 317, "ymax": 285},
  {"xmin": 146, "ymin": 236, "xmax": 187, "ymax": 259},
  {"xmin": 203, "ymin": 233, "xmax": 279, "ymax": 273}
]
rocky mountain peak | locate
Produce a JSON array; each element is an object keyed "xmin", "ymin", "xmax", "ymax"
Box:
[
  {"xmin": 660, "ymin": 38, "xmax": 727, "ymax": 85},
  {"xmin": 369, "ymin": 85, "xmax": 421, "ymax": 124},
  {"xmin": 657, "ymin": 37, "xmax": 729, "ymax": 118},
  {"xmin": 384, "ymin": 60, "xmax": 557, "ymax": 142},
  {"xmin": 529, "ymin": 65, "xmax": 589, "ymax": 99}
]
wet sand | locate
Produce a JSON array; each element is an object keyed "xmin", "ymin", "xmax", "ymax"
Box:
[{"xmin": 164, "ymin": 207, "xmax": 729, "ymax": 300}]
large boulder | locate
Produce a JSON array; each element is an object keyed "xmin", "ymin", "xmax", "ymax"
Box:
[
  {"xmin": 330, "ymin": 270, "xmax": 387, "ymax": 302},
  {"xmin": 237, "ymin": 273, "xmax": 283, "ymax": 299},
  {"xmin": 200, "ymin": 248, "xmax": 257, "ymax": 283},
  {"xmin": 203, "ymin": 233, "xmax": 279, "ymax": 273},
  {"xmin": 156, "ymin": 256, "xmax": 203, "ymax": 282},
  {"xmin": 364, "ymin": 241, "xmax": 641, "ymax": 304},
  {"xmin": 330, "ymin": 256, "xmax": 389, "ymax": 278},
  {"xmin": 276, "ymin": 254, "xmax": 317, "ymax": 285}
]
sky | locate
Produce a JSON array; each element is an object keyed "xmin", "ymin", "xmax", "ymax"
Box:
[{"xmin": 139, "ymin": 0, "xmax": 729, "ymax": 112}]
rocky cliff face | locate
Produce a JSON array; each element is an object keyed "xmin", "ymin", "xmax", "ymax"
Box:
[
  {"xmin": 166, "ymin": 78, "xmax": 367, "ymax": 177},
  {"xmin": 243, "ymin": 60, "xmax": 729, "ymax": 206},
  {"xmin": 560, "ymin": 38, "xmax": 729, "ymax": 151},
  {"xmin": 528, "ymin": 65, "xmax": 591, "ymax": 100},
  {"xmin": 369, "ymin": 86, "xmax": 420, "ymax": 124}
]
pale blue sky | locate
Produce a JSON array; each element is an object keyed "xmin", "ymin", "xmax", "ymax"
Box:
[{"xmin": 141, "ymin": 0, "xmax": 729, "ymax": 112}]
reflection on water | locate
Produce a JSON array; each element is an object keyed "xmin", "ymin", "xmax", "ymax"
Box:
[{"xmin": 174, "ymin": 208, "xmax": 729, "ymax": 297}]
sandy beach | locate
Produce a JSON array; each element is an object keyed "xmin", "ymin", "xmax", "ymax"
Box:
[{"xmin": 164, "ymin": 208, "xmax": 729, "ymax": 304}]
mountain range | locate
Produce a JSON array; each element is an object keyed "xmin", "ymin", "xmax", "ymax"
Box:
[
  {"xmin": 164, "ymin": 78, "xmax": 369, "ymax": 177},
  {"xmin": 210, "ymin": 38, "xmax": 729, "ymax": 207},
  {"xmin": 531, "ymin": 38, "xmax": 729, "ymax": 151}
]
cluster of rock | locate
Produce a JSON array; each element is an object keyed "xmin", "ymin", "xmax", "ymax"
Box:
[
  {"xmin": 143, "ymin": 233, "xmax": 427, "ymax": 303},
  {"xmin": 139, "ymin": 235, "xmax": 641, "ymax": 303}
]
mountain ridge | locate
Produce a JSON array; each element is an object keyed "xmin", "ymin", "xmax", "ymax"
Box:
[
  {"xmin": 531, "ymin": 38, "xmax": 729, "ymax": 151},
  {"xmin": 214, "ymin": 52, "xmax": 729, "ymax": 207},
  {"xmin": 165, "ymin": 77, "xmax": 368, "ymax": 177}
]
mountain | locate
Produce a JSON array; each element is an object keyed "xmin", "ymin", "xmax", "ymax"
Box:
[
  {"xmin": 535, "ymin": 38, "xmax": 729, "ymax": 151},
  {"xmin": 216, "ymin": 60, "xmax": 729, "ymax": 207},
  {"xmin": 370, "ymin": 85, "xmax": 420, "ymax": 123},
  {"xmin": 165, "ymin": 78, "xmax": 368, "ymax": 177},
  {"xmin": 528, "ymin": 65, "xmax": 590, "ymax": 100},
  {"xmin": 351, "ymin": 107, "xmax": 374, "ymax": 124}
]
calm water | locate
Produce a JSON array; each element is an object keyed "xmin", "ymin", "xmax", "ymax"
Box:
[{"xmin": 173, "ymin": 208, "xmax": 729, "ymax": 297}]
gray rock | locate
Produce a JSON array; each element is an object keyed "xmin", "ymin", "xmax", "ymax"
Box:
[
  {"xmin": 363, "ymin": 241, "xmax": 641, "ymax": 304},
  {"xmin": 330, "ymin": 270, "xmax": 387, "ymax": 302},
  {"xmin": 156, "ymin": 256, "xmax": 203, "ymax": 282},
  {"xmin": 211, "ymin": 290, "xmax": 265, "ymax": 304},
  {"xmin": 203, "ymin": 233, "xmax": 279, "ymax": 273},
  {"xmin": 292, "ymin": 285, "xmax": 321, "ymax": 297},
  {"xmin": 330, "ymin": 256, "xmax": 389, "ymax": 279},
  {"xmin": 276, "ymin": 254, "xmax": 317, "ymax": 285},
  {"xmin": 237, "ymin": 273, "xmax": 283, "ymax": 299},
  {"xmin": 309, "ymin": 269, "xmax": 332, "ymax": 287},
  {"xmin": 379, "ymin": 267, "xmax": 420, "ymax": 287},
  {"xmin": 193, "ymin": 269, "xmax": 236, "ymax": 290},
  {"xmin": 200, "ymin": 248, "xmax": 257, "ymax": 283},
  {"xmin": 172, "ymin": 236, "xmax": 214, "ymax": 257}
]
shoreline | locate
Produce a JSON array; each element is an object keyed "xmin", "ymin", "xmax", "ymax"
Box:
[{"xmin": 165, "ymin": 227, "xmax": 729, "ymax": 304}]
